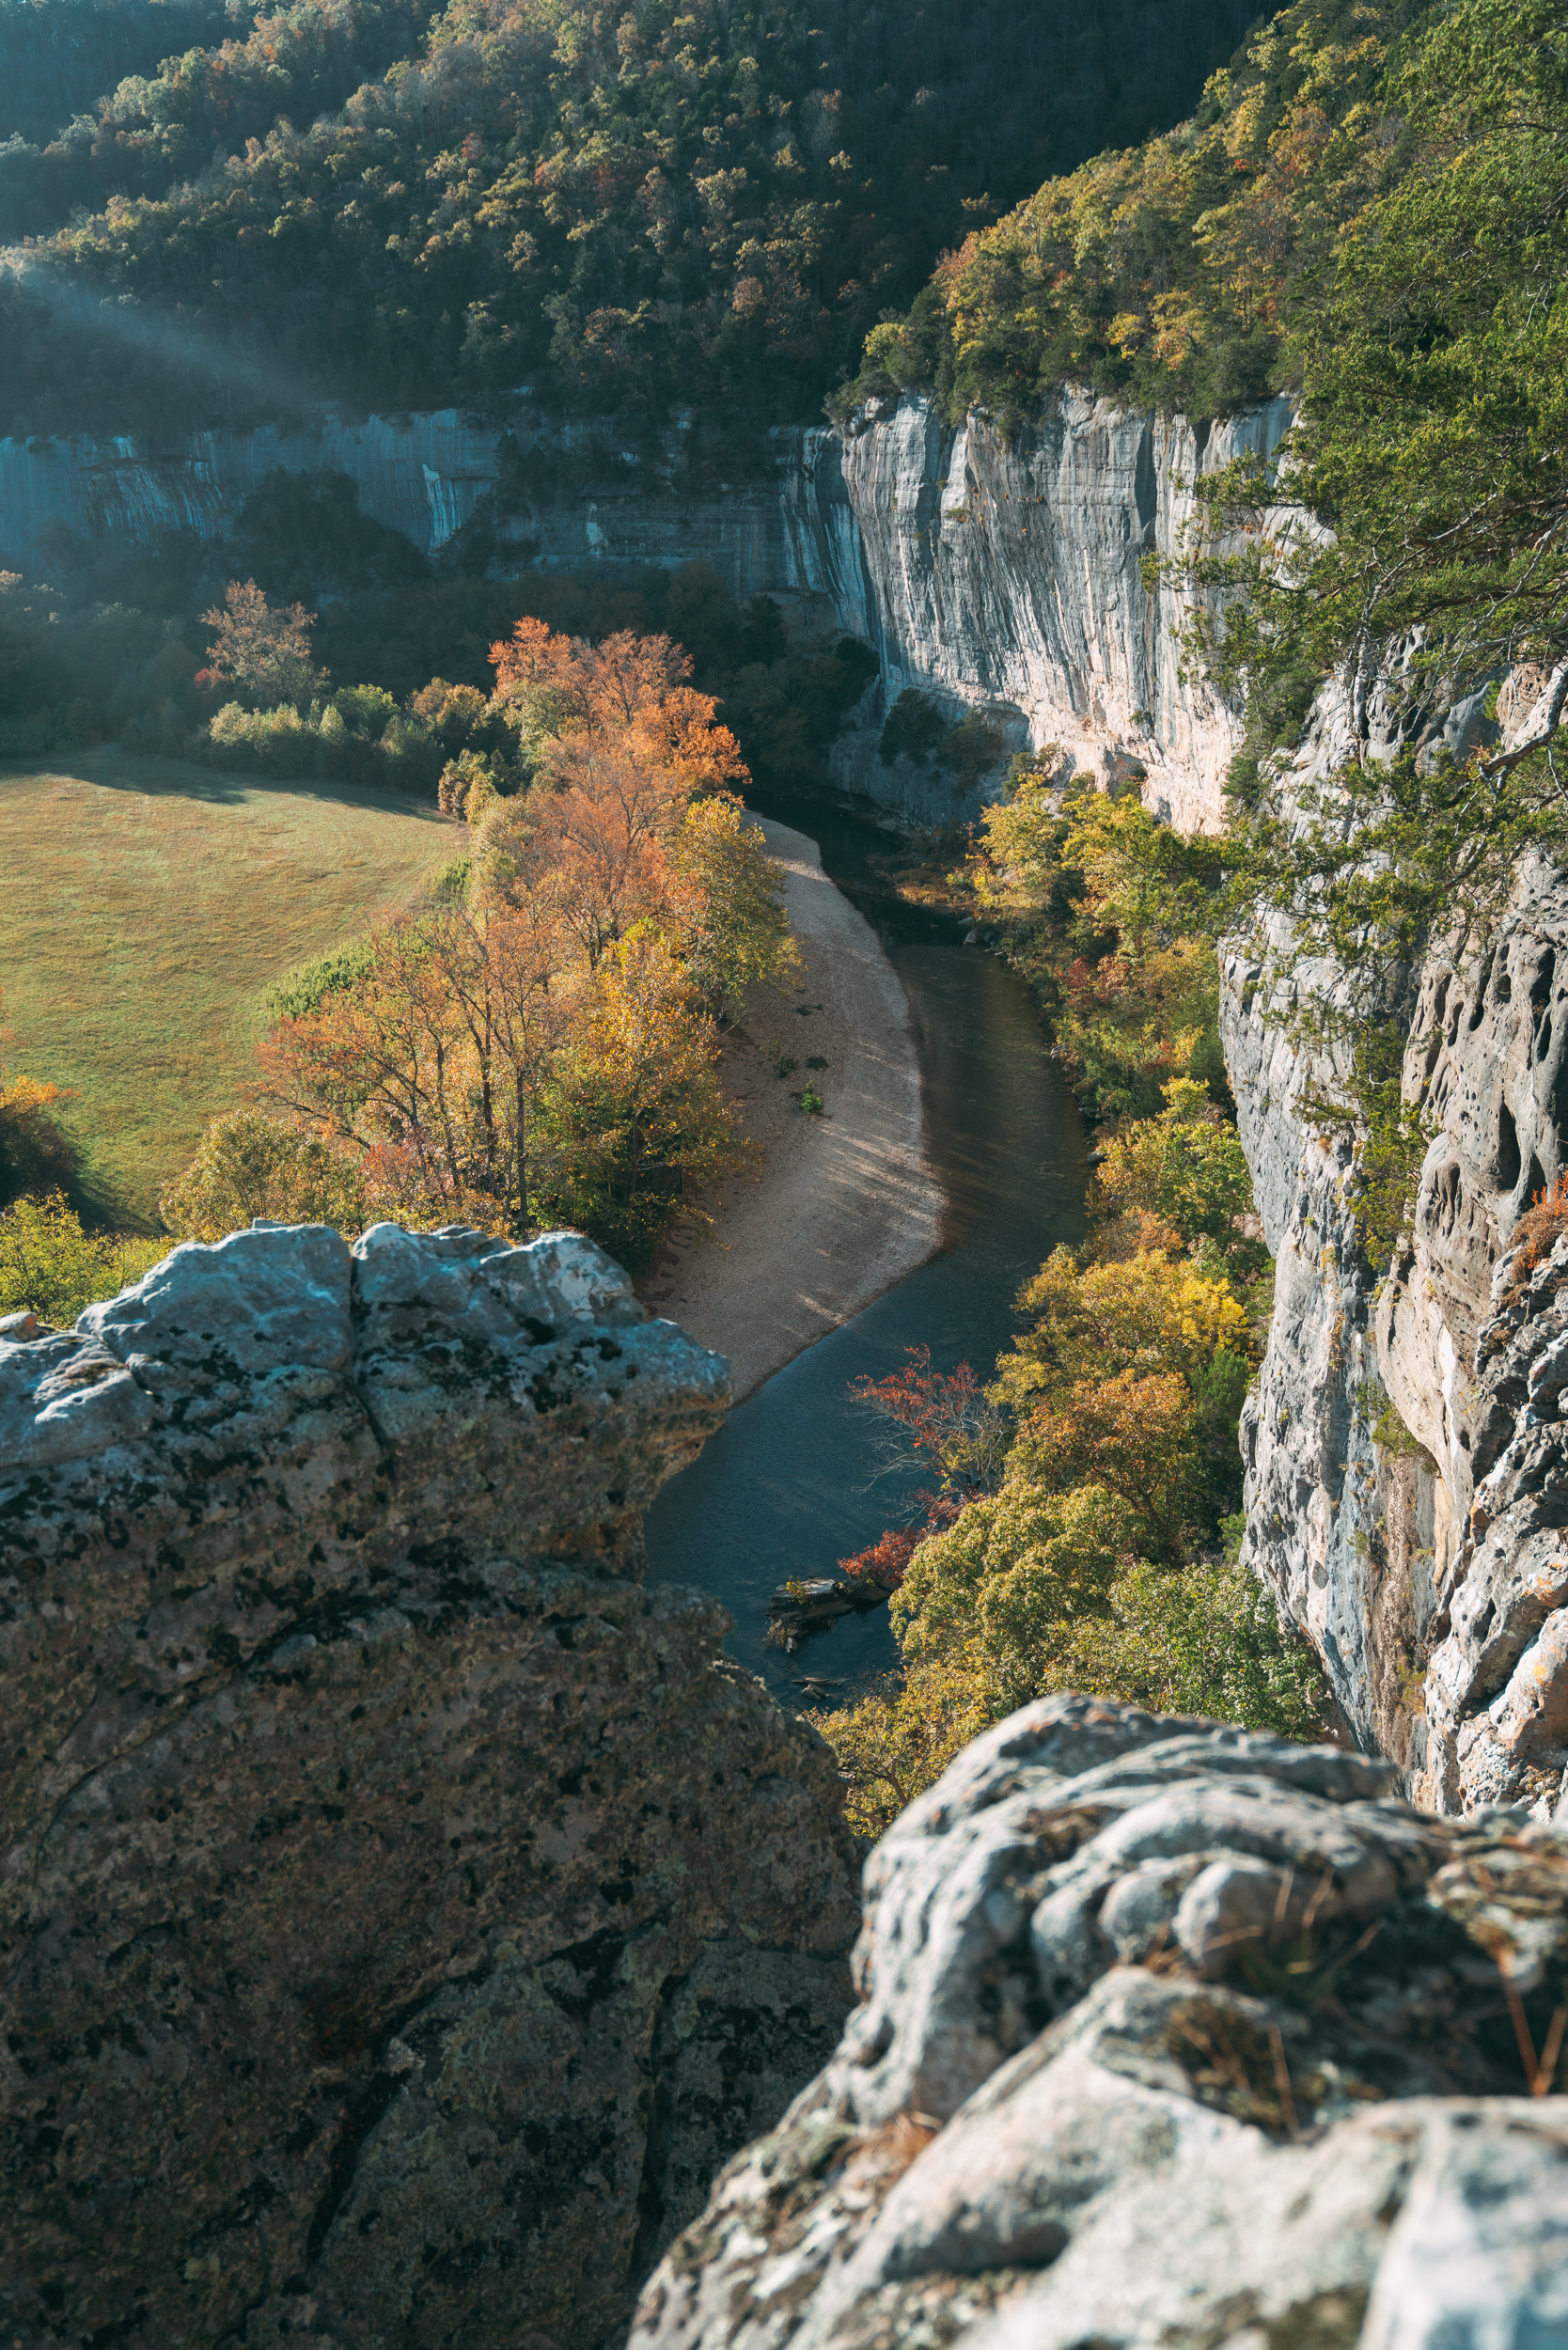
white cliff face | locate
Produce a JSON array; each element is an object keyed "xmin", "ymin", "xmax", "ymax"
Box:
[
  {"xmin": 812, "ymin": 389, "xmax": 1294, "ymax": 829},
  {"xmin": 2, "ymin": 389, "xmax": 1282, "ymax": 832},
  {"xmin": 0, "ymin": 409, "xmax": 504, "ymax": 557},
  {"xmin": 1217, "ymin": 682, "xmax": 1396, "ymax": 1762},
  {"xmin": 1221, "ymin": 666, "xmax": 1568, "ymax": 1819}
]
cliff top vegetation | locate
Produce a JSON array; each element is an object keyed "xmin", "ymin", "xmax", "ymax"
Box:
[
  {"xmin": 839, "ymin": 0, "xmax": 1434, "ymax": 426},
  {"xmin": 0, "ymin": 0, "xmax": 1265, "ymax": 434}
]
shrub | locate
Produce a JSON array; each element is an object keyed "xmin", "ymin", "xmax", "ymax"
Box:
[
  {"xmin": 880, "ymin": 689, "xmax": 948, "ymax": 766},
  {"xmin": 1092, "ymin": 1078, "xmax": 1261, "ymax": 1263},
  {"xmin": 159, "ymin": 1110, "xmax": 367, "ymax": 1242},
  {"xmin": 0, "ymin": 1071, "xmax": 76, "ymax": 1205},
  {"xmin": 437, "ymin": 747, "xmax": 507, "ymax": 822},
  {"xmin": 195, "ymin": 695, "xmax": 443, "ymax": 791},
  {"xmin": 263, "ymin": 940, "xmax": 377, "ymax": 1023},
  {"xmin": 1055, "ymin": 1539, "xmax": 1332, "ymax": 1743},
  {"xmin": 0, "ymin": 1193, "xmax": 165, "ymax": 1325},
  {"xmin": 939, "ymin": 712, "xmax": 1005, "ymax": 791}
]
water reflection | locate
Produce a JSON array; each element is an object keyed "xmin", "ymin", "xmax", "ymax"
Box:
[{"xmin": 642, "ymin": 788, "xmax": 1088, "ymax": 1696}]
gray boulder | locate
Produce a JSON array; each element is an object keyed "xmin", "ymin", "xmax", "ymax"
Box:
[
  {"xmin": 0, "ymin": 1223, "xmax": 862, "ymax": 2350},
  {"xmin": 632, "ymin": 1694, "xmax": 1568, "ymax": 2350}
]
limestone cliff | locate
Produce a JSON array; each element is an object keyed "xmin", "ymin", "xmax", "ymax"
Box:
[
  {"xmin": 0, "ymin": 1222, "xmax": 861, "ymax": 2349},
  {"xmin": 631, "ymin": 1695, "xmax": 1568, "ymax": 2350},
  {"xmin": 810, "ymin": 388, "xmax": 1292, "ymax": 831},
  {"xmin": 1221, "ymin": 666, "xmax": 1568, "ymax": 1822},
  {"xmin": 0, "ymin": 390, "xmax": 1281, "ymax": 832}
]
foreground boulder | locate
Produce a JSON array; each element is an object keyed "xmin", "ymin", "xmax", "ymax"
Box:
[
  {"xmin": 633, "ymin": 1694, "xmax": 1568, "ymax": 2350},
  {"xmin": 0, "ymin": 1223, "xmax": 861, "ymax": 2349}
]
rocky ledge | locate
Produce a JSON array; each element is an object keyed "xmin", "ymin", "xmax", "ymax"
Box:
[
  {"xmin": 633, "ymin": 1694, "xmax": 1568, "ymax": 2350},
  {"xmin": 0, "ymin": 1223, "xmax": 862, "ymax": 2350}
]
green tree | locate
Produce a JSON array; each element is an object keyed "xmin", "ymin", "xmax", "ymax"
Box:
[
  {"xmin": 1093, "ymin": 1076, "xmax": 1262, "ymax": 1269},
  {"xmin": 159, "ymin": 1110, "xmax": 368, "ymax": 1243},
  {"xmin": 534, "ymin": 930, "xmax": 739, "ymax": 1270},
  {"xmin": 0, "ymin": 1193, "xmax": 164, "ymax": 1325},
  {"xmin": 667, "ymin": 797, "xmax": 799, "ymax": 1013}
]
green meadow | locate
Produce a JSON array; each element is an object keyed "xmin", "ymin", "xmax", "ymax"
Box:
[{"xmin": 0, "ymin": 751, "xmax": 454, "ymax": 1222}]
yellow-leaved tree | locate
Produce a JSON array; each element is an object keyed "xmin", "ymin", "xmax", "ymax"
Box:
[
  {"xmin": 170, "ymin": 618, "xmax": 786, "ymax": 1268},
  {"xmin": 809, "ymin": 1101, "xmax": 1326, "ymax": 1837}
]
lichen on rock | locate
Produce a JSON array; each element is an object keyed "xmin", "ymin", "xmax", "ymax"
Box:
[
  {"xmin": 0, "ymin": 1221, "xmax": 862, "ymax": 2350},
  {"xmin": 632, "ymin": 1695, "xmax": 1568, "ymax": 2350}
]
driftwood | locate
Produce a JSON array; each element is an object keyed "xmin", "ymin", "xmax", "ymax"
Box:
[{"xmin": 767, "ymin": 1574, "xmax": 891, "ymax": 1652}]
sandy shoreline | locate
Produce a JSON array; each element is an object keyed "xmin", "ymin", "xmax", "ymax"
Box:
[{"xmin": 636, "ymin": 816, "xmax": 943, "ymax": 1400}]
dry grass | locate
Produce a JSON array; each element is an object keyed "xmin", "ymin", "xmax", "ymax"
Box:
[
  {"xmin": 1498, "ymin": 1169, "xmax": 1568, "ymax": 1306},
  {"xmin": 0, "ymin": 749, "xmax": 455, "ymax": 1221}
]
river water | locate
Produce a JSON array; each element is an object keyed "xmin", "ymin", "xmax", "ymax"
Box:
[{"xmin": 643, "ymin": 785, "xmax": 1089, "ymax": 1699}]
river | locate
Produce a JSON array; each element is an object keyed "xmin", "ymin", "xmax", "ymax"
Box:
[{"xmin": 643, "ymin": 783, "xmax": 1090, "ymax": 1699}]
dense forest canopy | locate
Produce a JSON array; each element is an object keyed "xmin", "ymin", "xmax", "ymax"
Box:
[
  {"xmin": 0, "ymin": 0, "xmax": 1266, "ymax": 433},
  {"xmin": 1, "ymin": 0, "xmax": 231, "ymax": 140},
  {"xmin": 842, "ymin": 0, "xmax": 1435, "ymax": 425}
]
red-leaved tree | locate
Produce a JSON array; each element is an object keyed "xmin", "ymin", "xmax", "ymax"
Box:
[{"xmin": 839, "ymin": 1345, "xmax": 1009, "ymax": 1590}]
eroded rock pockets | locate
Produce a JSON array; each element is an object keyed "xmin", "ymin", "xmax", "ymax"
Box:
[
  {"xmin": 0, "ymin": 1222, "xmax": 862, "ymax": 2350},
  {"xmin": 1228, "ymin": 835, "xmax": 1568, "ymax": 1820},
  {"xmin": 633, "ymin": 1694, "xmax": 1568, "ymax": 2350}
]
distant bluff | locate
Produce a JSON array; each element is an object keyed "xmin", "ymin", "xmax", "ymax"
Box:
[{"xmin": 0, "ymin": 1223, "xmax": 861, "ymax": 2348}]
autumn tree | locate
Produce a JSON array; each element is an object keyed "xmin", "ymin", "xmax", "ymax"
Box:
[
  {"xmin": 478, "ymin": 619, "xmax": 756, "ymax": 977},
  {"xmin": 489, "ymin": 619, "xmax": 744, "ymax": 784},
  {"xmin": 806, "ymin": 1089, "xmax": 1324, "ymax": 1834},
  {"xmin": 159, "ymin": 1109, "xmax": 368, "ymax": 1242},
  {"xmin": 259, "ymin": 903, "xmax": 568, "ymax": 1232},
  {"xmin": 478, "ymin": 738, "xmax": 687, "ymax": 970},
  {"xmin": 534, "ymin": 929, "xmax": 739, "ymax": 1267},
  {"xmin": 230, "ymin": 620, "xmax": 780, "ymax": 1265},
  {"xmin": 199, "ymin": 579, "xmax": 324, "ymax": 708},
  {"xmin": 442, "ymin": 889, "xmax": 572, "ymax": 1231},
  {"xmin": 0, "ymin": 985, "xmax": 74, "ymax": 1205}
]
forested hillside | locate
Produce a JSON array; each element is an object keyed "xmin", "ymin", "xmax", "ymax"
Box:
[
  {"xmin": 0, "ymin": 0, "xmax": 1264, "ymax": 433},
  {"xmin": 841, "ymin": 0, "xmax": 1433, "ymax": 424},
  {"xmin": 2, "ymin": 0, "xmax": 230, "ymax": 140}
]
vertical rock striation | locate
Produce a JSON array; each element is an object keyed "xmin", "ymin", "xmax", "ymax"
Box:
[
  {"xmin": 1222, "ymin": 669, "xmax": 1568, "ymax": 1820},
  {"xmin": 815, "ymin": 389, "xmax": 1292, "ymax": 829},
  {"xmin": 1, "ymin": 390, "xmax": 1283, "ymax": 833},
  {"xmin": 0, "ymin": 1223, "xmax": 861, "ymax": 2350}
]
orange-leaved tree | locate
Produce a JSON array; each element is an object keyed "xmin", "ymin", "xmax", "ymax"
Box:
[
  {"xmin": 259, "ymin": 895, "xmax": 572, "ymax": 1234},
  {"xmin": 480, "ymin": 619, "xmax": 748, "ymax": 970},
  {"xmin": 181, "ymin": 618, "xmax": 786, "ymax": 1265},
  {"xmin": 0, "ymin": 987, "xmax": 74, "ymax": 1206},
  {"xmin": 199, "ymin": 579, "xmax": 324, "ymax": 708}
]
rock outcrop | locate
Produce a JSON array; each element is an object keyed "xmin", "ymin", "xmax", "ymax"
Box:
[
  {"xmin": 817, "ymin": 389, "xmax": 1292, "ymax": 831},
  {"xmin": 632, "ymin": 1695, "xmax": 1568, "ymax": 2350},
  {"xmin": 0, "ymin": 1223, "xmax": 862, "ymax": 2350}
]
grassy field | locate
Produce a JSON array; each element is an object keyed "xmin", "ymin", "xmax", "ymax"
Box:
[{"xmin": 0, "ymin": 750, "xmax": 456, "ymax": 1223}]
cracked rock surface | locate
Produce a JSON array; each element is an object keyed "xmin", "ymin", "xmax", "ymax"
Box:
[
  {"xmin": 0, "ymin": 1222, "xmax": 861, "ymax": 2350},
  {"xmin": 631, "ymin": 1696, "xmax": 1568, "ymax": 2350},
  {"xmin": 1226, "ymin": 808, "xmax": 1568, "ymax": 1816}
]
